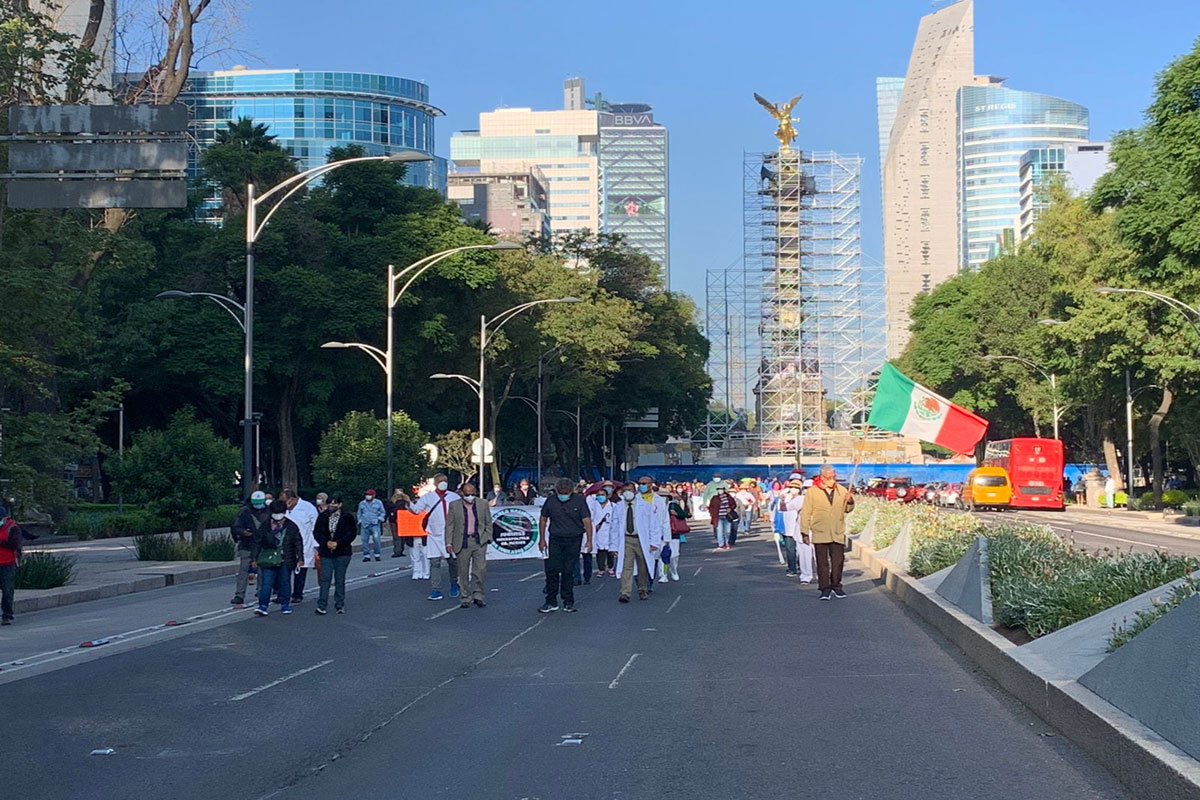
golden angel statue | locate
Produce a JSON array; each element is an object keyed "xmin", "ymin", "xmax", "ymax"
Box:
[{"xmin": 753, "ymin": 92, "xmax": 802, "ymax": 152}]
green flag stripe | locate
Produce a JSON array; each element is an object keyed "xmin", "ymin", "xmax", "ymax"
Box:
[{"xmin": 867, "ymin": 363, "xmax": 915, "ymax": 433}]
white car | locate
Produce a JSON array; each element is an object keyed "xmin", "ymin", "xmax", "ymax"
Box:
[{"xmin": 937, "ymin": 483, "xmax": 963, "ymax": 508}]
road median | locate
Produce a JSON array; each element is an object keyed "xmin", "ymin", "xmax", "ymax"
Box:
[{"xmin": 850, "ymin": 535, "xmax": 1200, "ymax": 800}]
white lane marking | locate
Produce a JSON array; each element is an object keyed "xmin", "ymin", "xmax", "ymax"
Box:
[
  {"xmin": 517, "ymin": 571, "xmax": 544, "ymax": 582},
  {"xmin": 1063, "ymin": 531, "xmax": 1169, "ymax": 551},
  {"xmin": 666, "ymin": 595, "xmax": 682, "ymax": 614},
  {"xmin": 608, "ymin": 653, "xmax": 641, "ymax": 690},
  {"xmin": 693, "ymin": 567, "xmax": 703, "ymax": 577},
  {"xmin": 0, "ymin": 567, "xmax": 406, "ymax": 678},
  {"xmin": 228, "ymin": 659, "xmax": 334, "ymax": 702},
  {"xmin": 425, "ymin": 605, "xmax": 460, "ymax": 621}
]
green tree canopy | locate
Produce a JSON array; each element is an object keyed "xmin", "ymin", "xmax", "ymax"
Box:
[{"xmin": 310, "ymin": 410, "xmax": 428, "ymax": 499}]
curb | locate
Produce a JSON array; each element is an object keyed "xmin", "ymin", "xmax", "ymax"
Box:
[
  {"xmin": 851, "ymin": 537, "xmax": 1200, "ymax": 800},
  {"xmin": 14, "ymin": 563, "xmax": 238, "ymax": 614}
]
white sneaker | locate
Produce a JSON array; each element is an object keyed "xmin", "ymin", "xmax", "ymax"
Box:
[
  {"xmin": 670, "ymin": 570, "xmax": 680, "ymax": 581},
  {"xmin": 658, "ymin": 574, "xmax": 669, "ymax": 583}
]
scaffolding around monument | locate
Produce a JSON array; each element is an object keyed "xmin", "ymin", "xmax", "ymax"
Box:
[
  {"xmin": 698, "ymin": 265, "xmax": 758, "ymax": 451},
  {"xmin": 748, "ymin": 149, "xmax": 881, "ymax": 459}
]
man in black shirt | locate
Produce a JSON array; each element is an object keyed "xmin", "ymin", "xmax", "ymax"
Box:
[{"xmin": 537, "ymin": 478, "xmax": 594, "ymax": 613}]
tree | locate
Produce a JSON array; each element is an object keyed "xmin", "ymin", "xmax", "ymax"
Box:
[
  {"xmin": 310, "ymin": 410, "xmax": 428, "ymax": 499},
  {"xmin": 199, "ymin": 118, "xmax": 295, "ymax": 213},
  {"xmin": 114, "ymin": 408, "xmax": 239, "ymax": 540},
  {"xmin": 432, "ymin": 429, "xmax": 477, "ymax": 485},
  {"xmin": 1086, "ymin": 38, "xmax": 1200, "ymax": 505}
]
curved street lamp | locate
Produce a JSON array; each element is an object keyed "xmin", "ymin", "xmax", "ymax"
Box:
[
  {"xmin": 321, "ymin": 242, "xmax": 518, "ymax": 494},
  {"xmin": 435, "ymin": 298, "xmax": 582, "ymax": 488},
  {"xmin": 982, "ymin": 353, "xmax": 1063, "ymax": 440}
]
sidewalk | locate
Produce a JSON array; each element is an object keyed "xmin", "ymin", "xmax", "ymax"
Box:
[{"xmin": 17, "ymin": 530, "xmax": 407, "ymax": 614}]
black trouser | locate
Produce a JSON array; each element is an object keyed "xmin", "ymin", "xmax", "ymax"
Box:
[
  {"xmin": 813, "ymin": 542, "xmax": 845, "ymax": 592},
  {"xmin": 0, "ymin": 563, "xmax": 15, "ymax": 620},
  {"xmin": 545, "ymin": 536, "xmax": 582, "ymax": 606},
  {"xmin": 596, "ymin": 550, "xmax": 615, "ymax": 572},
  {"xmin": 292, "ymin": 567, "xmax": 308, "ymax": 602}
]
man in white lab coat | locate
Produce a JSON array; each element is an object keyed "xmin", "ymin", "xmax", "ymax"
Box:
[
  {"xmin": 410, "ymin": 473, "xmax": 461, "ymax": 600},
  {"xmin": 614, "ymin": 478, "xmax": 669, "ymax": 602},
  {"xmin": 282, "ymin": 489, "xmax": 319, "ymax": 604}
]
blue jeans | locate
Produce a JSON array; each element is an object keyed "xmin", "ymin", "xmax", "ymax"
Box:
[
  {"xmin": 714, "ymin": 518, "xmax": 731, "ymax": 547},
  {"xmin": 317, "ymin": 554, "xmax": 351, "ymax": 611},
  {"xmin": 361, "ymin": 524, "xmax": 382, "ymax": 557},
  {"xmin": 258, "ymin": 567, "xmax": 291, "ymax": 612}
]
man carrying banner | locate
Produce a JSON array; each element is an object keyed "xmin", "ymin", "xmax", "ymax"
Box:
[{"xmin": 800, "ymin": 465, "xmax": 855, "ymax": 601}]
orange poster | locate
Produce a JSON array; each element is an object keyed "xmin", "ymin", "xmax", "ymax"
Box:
[{"xmin": 394, "ymin": 509, "xmax": 428, "ymax": 538}]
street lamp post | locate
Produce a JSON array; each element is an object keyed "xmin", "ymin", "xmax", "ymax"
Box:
[
  {"xmin": 161, "ymin": 152, "xmax": 431, "ymax": 499},
  {"xmin": 434, "ymin": 298, "xmax": 581, "ymax": 491},
  {"xmin": 982, "ymin": 354, "xmax": 1063, "ymax": 440},
  {"xmin": 322, "ymin": 242, "xmax": 520, "ymax": 495}
]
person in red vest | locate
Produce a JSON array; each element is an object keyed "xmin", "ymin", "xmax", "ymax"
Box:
[{"xmin": 0, "ymin": 504, "xmax": 25, "ymax": 625}]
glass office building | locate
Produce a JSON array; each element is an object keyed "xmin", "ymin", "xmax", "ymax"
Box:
[
  {"xmin": 957, "ymin": 84, "xmax": 1089, "ymax": 268},
  {"xmin": 599, "ymin": 105, "xmax": 669, "ymax": 282},
  {"xmin": 178, "ymin": 68, "xmax": 446, "ymax": 219}
]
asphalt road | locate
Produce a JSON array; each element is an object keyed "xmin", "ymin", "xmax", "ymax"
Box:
[
  {"xmin": 4, "ymin": 527, "xmax": 1130, "ymax": 800},
  {"xmin": 966, "ymin": 508, "xmax": 1200, "ymax": 557}
]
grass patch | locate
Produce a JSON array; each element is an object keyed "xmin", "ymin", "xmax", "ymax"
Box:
[
  {"xmin": 132, "ymin": 534, "xmax": 236, "ymax": 562},
  {"xmin": 855, "ymin": 498, "xmax": 1200, "ymax": 639},
  {"xmin": 16, "ymin": 552, "xmax": 76, "ymax": 589},
  {"xmin": 64, "ymin": 504, "xmax": 243, "ymax": 540}
]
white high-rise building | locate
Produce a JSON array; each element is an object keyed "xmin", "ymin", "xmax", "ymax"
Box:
[
  {"xmin": 38, "ymin": 0, "xmax": 116, "ymax": 100},
  {"xmin": 881, "ymin": 0, "xmax": 975, "ymax": 359}
]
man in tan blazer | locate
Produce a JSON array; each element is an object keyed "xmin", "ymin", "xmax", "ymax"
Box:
[
  {"xmin": 800, "ymin": 464, "xmax": 856, "ymax": 601},
  {"xmin": 445, "ymin": 482, "xmax": 494, "ymax": 608}
]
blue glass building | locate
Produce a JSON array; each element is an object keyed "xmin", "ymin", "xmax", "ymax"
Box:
[
  {"xmin": 177, "ymin": 68, "xmax": 446, "ymax": 218},
  {"xmin": 957, "ymin": 84, "xmax": 1088, "ymax": 268}
]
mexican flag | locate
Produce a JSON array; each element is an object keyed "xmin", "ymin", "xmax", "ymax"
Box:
[{"xmin": 867, "ymin": 363, "xmax": 989, "ymax": 454}]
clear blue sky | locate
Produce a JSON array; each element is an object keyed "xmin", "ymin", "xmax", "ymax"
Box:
[{"xmin": 228, "ymin": 0, "xmax": 1200, "ymax": 306}]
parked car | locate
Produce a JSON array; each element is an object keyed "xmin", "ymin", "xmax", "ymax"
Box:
[
  {"xmin": 866, "ymin": 477, "xmax": 921, "ymax": 503},
  {"xmin": 937, "ymin": 483, "xmax": 963, "ymax": 508}
]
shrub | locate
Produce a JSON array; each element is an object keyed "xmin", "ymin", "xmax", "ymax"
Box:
[
  {"xmin": 112, "ymin": 408, "xmax": 239, "ymax": 540},
  {"xmin": 1108, "ymin": 576, "xmax": 1200, "ymax": 650},
  {"xmin": 16, "ymin": 552, "xmax": 76, "ymax": 589},
  {"xmin": 1160, "ymin": 489, "xmax": 1189, "ymax": 508},
  {"xmin": 132, "ymin": 534, "xmax": 236, "ymax": 562},
  {"xmin": 1182, "ymin": 499, "xmax": 1200, "ymax": 517}
]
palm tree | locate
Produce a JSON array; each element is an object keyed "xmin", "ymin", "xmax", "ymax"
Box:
[{"xmin": 214, "ymin": 118, "xmax": 278, "ymax": 152}]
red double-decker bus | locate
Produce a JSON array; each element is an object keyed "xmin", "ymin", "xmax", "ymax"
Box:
[{"xmin": 983, "ymin": 438, "xmax": 1065, "ymax": 510}]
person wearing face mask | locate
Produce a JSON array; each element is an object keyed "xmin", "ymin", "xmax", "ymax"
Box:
[
  {"xmin": 252, "ymin": 500, "xmax": 303, "ymax": 616},
  {"xmin": 357, "ymin": 488, "xmax": 386, "ymax": 563},
  {"xmin": 614, "ymin": 478, "xmax": 668, "ymax": 602},
  {"xmin": 800, "ymin": 464, "xmax": 855, "ymax": 600},
  {"xmin": 314, "ymin": 496, "xmax": 357, "ymax": 615},
  {"xmin": 537, "ymin": 478, "xmax": 593, "ymax": 613},
  {"xmin": 390, "ymin": 489, "xmax": 411, "ymax": 559},
  {"xmin": 444, "ymin": 482, "xmax": 494, "ymax": 608},
  {"xmin": 410, "ymin": 473, "xmax": 461, "ymax": 600},
  {"xmin": 707, "ymin": 485, "xmax": 737, "ymax": 550},
  {"xmin": 513, "ymin": 479, "xmax": 538, "ymax": 505},
  {"xmin": 588, "ymin": 482, "xmax": 618, "ymax": 577},
  {"xmin": 780, "ymin": 479, "xmax": 814, "ymax": 582},
  {"xmin": 230, "ymin": 491, "xmax": 270, "ymax": 607},
  {"xmin": 281, "ymin": 489, "xmax": 318, "ymax": 605}
]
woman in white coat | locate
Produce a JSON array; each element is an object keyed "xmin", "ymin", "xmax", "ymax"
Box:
[
  {"xmin": 781, "ymin": 479, "xmax": 815, "ymax": 582},
  {"xmin": 614, "ymin": 479, "xmax": 669, "ymax": 602},
  {"xmin": 588, "ymin": 487, "xmax": 618, "ymax": 578}
]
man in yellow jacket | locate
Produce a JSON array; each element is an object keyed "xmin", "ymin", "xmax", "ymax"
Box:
[{"xmin": 800, "ymin": 464, "xmax": 855, "ymax": 601}]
